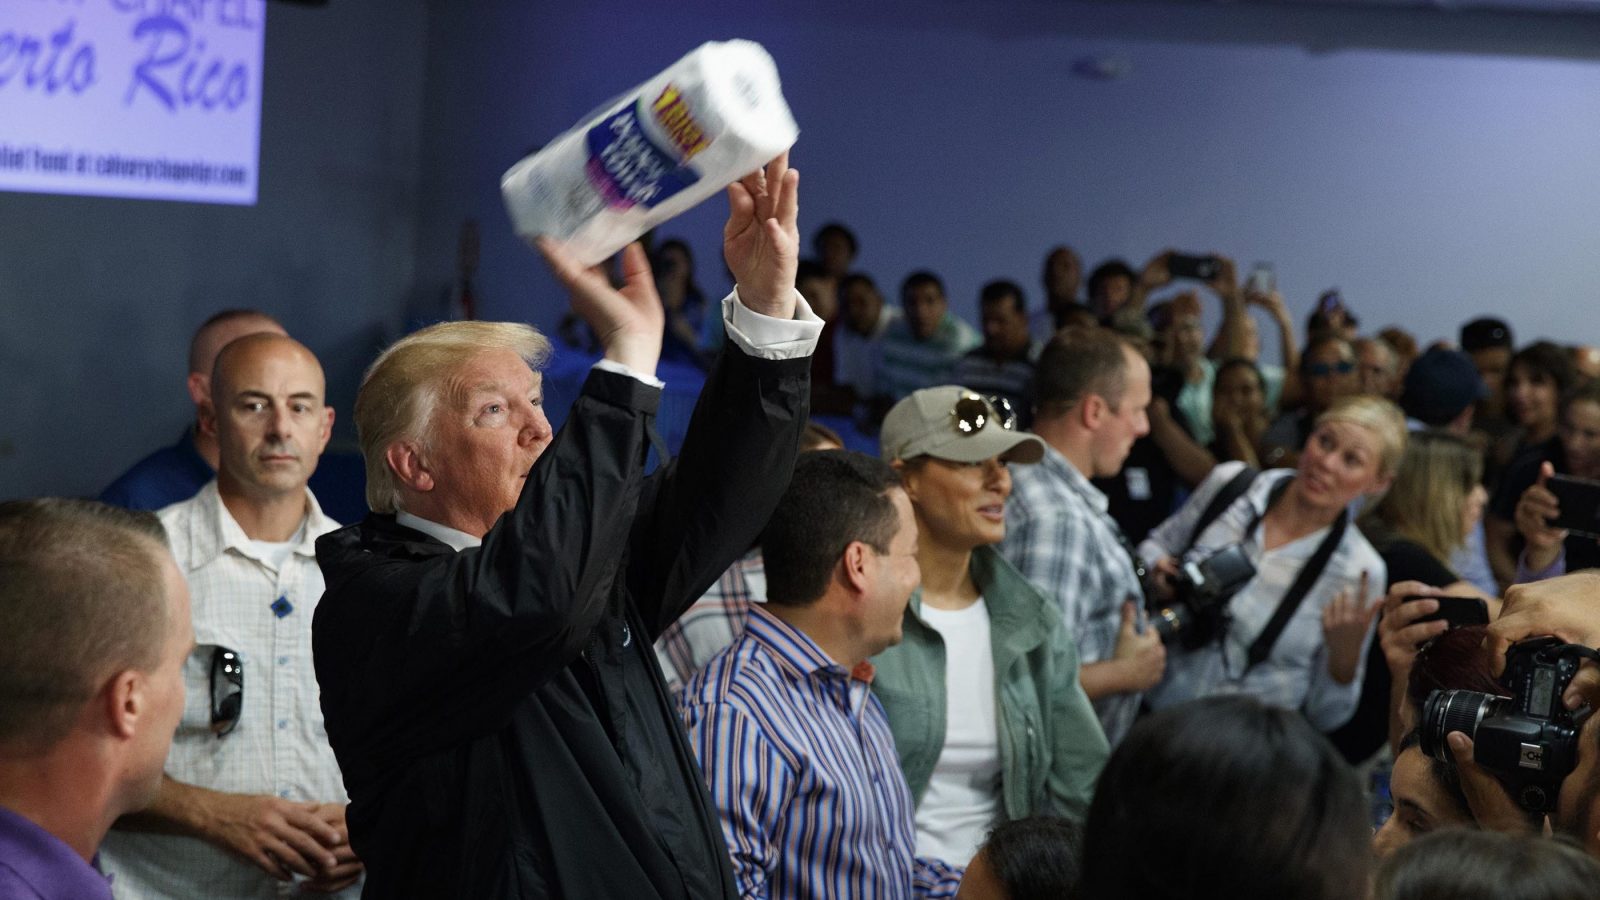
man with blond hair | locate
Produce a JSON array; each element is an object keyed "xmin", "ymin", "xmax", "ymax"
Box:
[
  {"xmin": 0, "ymin": 499, "xmax": 192, "ymax": 899},
  {"xmin": 312, "ymin": 155, "xmax": 820, "ymax": 899},
  {"xmin": 102, "ymin": 333, "xmax": 361, "ymax": 898}
]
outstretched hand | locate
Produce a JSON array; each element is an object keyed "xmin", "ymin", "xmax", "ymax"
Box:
[
  {"xmin": 538, "ymin": 239, "xmax": 664, "ymax": 375},
  {"xmin": 724, "ymin": 152, "xmax": 800, "ymax": 319},
  {"xmin": 1323, "ymin": 570, "xmax": 1381, "ymax": 684}
]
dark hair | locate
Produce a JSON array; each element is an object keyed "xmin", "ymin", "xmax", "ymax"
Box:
[
  {"xmin": 900, "ymin": 270, "xmax": 945, "ymax": 301},
  {"xmin": 1406, "ymin": 625, "xmax": 1505, "ymax": 715},
  {"xmin": 840, "ymin": 272, "xmax": 879, "ymax": 297},
  {"xmin": 1508, "ymin": 341, "xmax": 1578, "ymax": 399},
  {"xmin": 0, "ymin": 499, "xmax": 173, "ymax": 751},
  {"xmin": 1560, "ymin": 379, "xmax": 1600, "ymax": 422},
  {"xmin": 1395, "ymin": 729, "xmax": 1471, "ymax": 823},
  {"xmin": 795, "ymin": 258, "xmax": 827, "ymax": 286},
  {"xmin": 813, "ymin": 222, "xmax": 858, "ymax": 257},
  {"xmin": 1214, "ymin": 357, "xmax": 1266, "ymax": 395},
  {"xmin": 189, "ymin": 308, "xmax": 282, "ymax": 374},
  {"xmin": 1301, "ymin": 335, "xmax": 1356, "ymax": 374},
  {"xmin": 1034, "ymin": 327, "xmax": 1134, "ymax": 418},
  {"xmin": 1079, "ymin": 696, "xmax": 1370, "ymax": 900},
  {"xmin": 1375, "ymin": 829, "xmax": 1600, "ymax": 900},
  {"xmin": 1380, "ymin": 327, "xmax": 1420, "ymax": 367},
  {"xmin": 1086, "ymin": 259, "xmax": 1135, "ymax": 303},
  {"xmin": 762, "ymin": 451, "xmax": 903, "ymax": 607},
  {"xmin": 980, "ymin": 279, "xmax": 1027, "ymax": 315},
  {"xmin": 978, "ymin": 816, "xmax": 1082, "ymax": 900}
]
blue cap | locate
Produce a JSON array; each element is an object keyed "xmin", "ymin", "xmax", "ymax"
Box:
[{"xmin": 1400, "ymin": 348, "xmax": 1487, "ymax": 426}]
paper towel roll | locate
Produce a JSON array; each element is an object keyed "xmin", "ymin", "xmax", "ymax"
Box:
[{"xmin": 502, "ymin": 40, "xmax": 799, "ymax": 266}]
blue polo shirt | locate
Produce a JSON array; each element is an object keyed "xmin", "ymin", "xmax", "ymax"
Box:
[{"xmin": 98, "ymin": 429, "xmax": 211, "ymax": 512}]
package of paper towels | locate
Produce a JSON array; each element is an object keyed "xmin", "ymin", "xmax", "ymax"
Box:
[{"xmin": 501, "ymin": 40, "xmax": 799, "ymax": 266}]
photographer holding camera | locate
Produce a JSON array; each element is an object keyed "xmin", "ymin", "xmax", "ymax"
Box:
[
  {"xmin": 1137, "ymin": 395, "xmax": 1405, "ymax": 731},
  {"xmin": 1417, "ymin": 570, "xmax": 1600, "ymax": 856}
]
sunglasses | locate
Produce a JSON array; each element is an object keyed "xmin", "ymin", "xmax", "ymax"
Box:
[
  {"xmin": 952, "ymin": 392, "xmax": 1018, "ymax": 435},
  {"xmin": 210, "ymin": 647, "xmax": 243, "ymax": 737},
  {"xmin": 1306, "ymin": 360, "xmax": 1355, "ymax": 378}
]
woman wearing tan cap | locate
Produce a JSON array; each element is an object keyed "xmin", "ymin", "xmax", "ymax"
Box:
[{"xmin": 869, "ymin": 386, "xmax": 1109, "ymax": 869}]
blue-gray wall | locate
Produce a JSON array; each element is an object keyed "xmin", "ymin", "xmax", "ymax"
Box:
[{"xmin": 5, "ymin": 0, "xmax": 1600, "ymax": 498}]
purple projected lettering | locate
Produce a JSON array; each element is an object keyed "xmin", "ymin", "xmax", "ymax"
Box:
[
  {"xmin": 125, "ymin": 14, "xmax": 248, "ymax": 112},
  {"xmin": 0, "ymin": 19, "xmax": 97, "ymax": 95}
]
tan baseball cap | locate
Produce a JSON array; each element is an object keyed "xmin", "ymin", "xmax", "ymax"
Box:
[{"xmin": 880, "ymin": 386, "xmax": 1045, "ymax": 465}]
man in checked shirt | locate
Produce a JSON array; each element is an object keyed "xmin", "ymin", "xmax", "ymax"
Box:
[
  {"xmin": 102, "ymin": 333, "xmax": 361, "ymax": 897},
  {"xmin": 998, "ymin": 327, "xmax": 1165, "ymax": 747}
]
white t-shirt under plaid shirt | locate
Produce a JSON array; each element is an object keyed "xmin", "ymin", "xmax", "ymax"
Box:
[
  {"xmin": 999, "ymin": 443, "xmax": 1146, "ymax": 746},
  {"xmin": 100, "ymin": 480, "xmax": 355, "ymax": 899}
]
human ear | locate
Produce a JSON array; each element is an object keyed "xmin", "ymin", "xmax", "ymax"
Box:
[
  {"xmin": 1081, "ymin": 394, "xmax": 1106, "ymax": 429},
  {"xmin": 104, "ymin": 670, "xmax": 143, "ymax": 741},
  {"xmin": 197, "ymin": 401, "xmax": 219, "ymax": 439},
  {"xmin": 186, "ymin": 372, "xmax": 209, "ymax": 409},
  {"xmin": 841, "ymin": 541, "xmax": 872, "ymax": 594},
  {"xmin": 385, "ymin": 441, "xmax": 434, "ymax": 493}
]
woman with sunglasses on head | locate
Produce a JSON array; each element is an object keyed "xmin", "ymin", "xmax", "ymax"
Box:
[
  {"xmin": 870, "ymin": 386, "xmax": 1109, "ymax": 868},
  {"xmin": 1138, "ymin": 394, "xmax": 1404, "ymax": 734},
  {"xmin": 1258, "ymin": 335, "xmax": 1359, "ymax": 469}
]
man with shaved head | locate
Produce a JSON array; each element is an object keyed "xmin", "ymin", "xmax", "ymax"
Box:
[
  {"xmin": 101, "ymin": 310, "xmax": 288, "ymax": 511},
  {"xmin": 101, "ymin": 333, "xmax": 363, "ymax": 898}
]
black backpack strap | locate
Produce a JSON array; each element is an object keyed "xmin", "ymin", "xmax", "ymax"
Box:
[
  {"xmin": 1184, "ymin": 466, "xmax": 1260, "ymax": 554},
  {"xmin": 1244, "ymin": 505, "xmax": 1349, "ymax": 671}
]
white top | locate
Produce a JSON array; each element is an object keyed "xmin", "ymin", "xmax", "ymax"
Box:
[
  {"xmin": 100, "ymin": 481, "xmax": 356, "ymax": 900},
  {"xmin": 912, "ymin": 597, "xmax": 1001, "ymax": 865},
  {"xmin": 246, "ymin": 533, "xmax": 299, "ymax": 572}
]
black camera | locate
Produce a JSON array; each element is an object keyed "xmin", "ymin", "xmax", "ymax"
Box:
[
  {"xmin": 1420, "ymin": 637, "xmax": 1594, "ymax": 813},
  {"xmin": 1148, "ymin": 545, "xmax": 1257, "ymax": 649}
]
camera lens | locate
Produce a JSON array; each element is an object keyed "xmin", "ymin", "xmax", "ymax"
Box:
[
  {"xmin": 1150, "ymin": 605, "xmax": 1188, "ymax": 646},
  {"xmin": 1420, "ymin": 689, "xmax": 1502, "ymax": 763}
]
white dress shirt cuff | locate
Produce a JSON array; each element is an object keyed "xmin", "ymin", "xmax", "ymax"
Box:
[
  {"xmin": 591, "ymin": 358, "xmax": 666, "ymax": 388},
  {"xmin": 722, "ymin": 288, "xmax": 823, "ymax": 360}
]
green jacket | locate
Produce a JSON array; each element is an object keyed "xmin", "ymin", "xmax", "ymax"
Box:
[{"xmin": 870, "ymin": 545, "xmax": 1110, "ymax": 823}]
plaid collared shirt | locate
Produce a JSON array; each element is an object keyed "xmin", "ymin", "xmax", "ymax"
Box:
[
  {"xmin": 100, "ymin": 481, "xmax": 354, "ymax": 900},
  {"xmin": 655, "ymin": 549, "xmax": 766, "ymax": 693},
  {"xmin": 1000, "ymin": 443, "xmax": 1146, "ymax": 745},
  {"xmin": 679, "ymin": 605, "xmax": 963, "ymax": 899}
]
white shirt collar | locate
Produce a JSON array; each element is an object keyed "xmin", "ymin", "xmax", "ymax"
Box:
[{"xmin": 396, "ymin": 510, "xmax": 482, "ymax": 551}]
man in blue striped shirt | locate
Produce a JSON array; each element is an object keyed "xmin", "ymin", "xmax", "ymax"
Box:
[{"xmin": 679, "ymin": 452, "xmax": 964, "ymax": 899}]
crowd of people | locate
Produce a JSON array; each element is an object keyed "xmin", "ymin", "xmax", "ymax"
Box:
[{"xmin": 6, "ymin": 152, "xmax": 1600, "ymax": 900}]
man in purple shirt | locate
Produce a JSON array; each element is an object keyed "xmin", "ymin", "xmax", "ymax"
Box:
[{"xmin": 0, "ymin": 500, "xmax": 193, "ymax": 899}]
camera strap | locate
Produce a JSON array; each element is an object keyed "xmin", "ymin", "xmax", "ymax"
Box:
[
  {"xmin": 1241, "ymin": 476, "xmax": 1349, "ymax": 672},
  {"xmin": 1183, "ymin": 466, "xmax": 1261, "ymax": 555}
]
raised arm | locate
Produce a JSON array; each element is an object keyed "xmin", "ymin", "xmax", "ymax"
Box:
[{"xmin": 629, "ymin": 153, "xmax": 819, "ymax": 636}]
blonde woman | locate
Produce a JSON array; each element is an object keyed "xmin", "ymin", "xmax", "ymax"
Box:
[
  {"xmin": 1330, "ymin": 430, "xmax": 1492, "ymax": 762},
  {"xmin": 1139, "ymin": 395, "xmax": 1406, "ymax": 732}
]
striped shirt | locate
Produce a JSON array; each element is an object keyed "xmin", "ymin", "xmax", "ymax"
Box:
[
  {"xmin": 875, "ymin": 313, "xmax": 981, "ymax": 402},
  {"xmin": 953, "ymin": 342, "xmax": 1040, "ymax": 428},
  {"xmin": 679, "ymin": 605, "xmax": 963, "ymax": 899}
]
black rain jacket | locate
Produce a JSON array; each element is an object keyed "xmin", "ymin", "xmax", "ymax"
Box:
[{"xmin": 313, "ymin": 346, "xmax": 809, "ymax": 898}]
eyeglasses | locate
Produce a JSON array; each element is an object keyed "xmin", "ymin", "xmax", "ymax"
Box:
[
  {"xmin": 952, "ymin": 392, "xmax": 1018, "ymax": 435},
  {"xmin": 1306, "ymin": 360, "xmax": 1355, "ymax": 378},
  {"xmin": 210, "ymin": 647, "xmax": 243, "ymax": 737}
]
